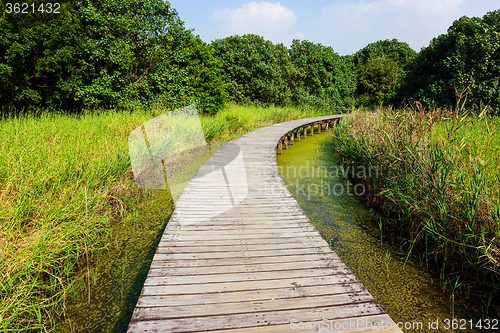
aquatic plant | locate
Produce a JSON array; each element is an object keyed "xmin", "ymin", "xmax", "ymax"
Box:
[{"xmin": 330, "ymin": 104, "xmax": 500, "ymax": 316}]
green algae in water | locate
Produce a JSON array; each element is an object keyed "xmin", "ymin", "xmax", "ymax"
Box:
[
  {"xmin": 56, "ymin": 189, "xmax": 174, "ymax": 332},
  {"xmin": 276, "ymin": 130, "xmax": 483, "ymax": 333}
]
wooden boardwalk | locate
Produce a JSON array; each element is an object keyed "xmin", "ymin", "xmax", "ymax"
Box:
[{"xmin": 127, "ymin": 116, "xmax": 403, "ymax": 333}]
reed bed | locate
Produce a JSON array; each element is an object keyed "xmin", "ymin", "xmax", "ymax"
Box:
[
  {"xmin": 330, "ymin": 105, "xmax": 500, "ymax": 316},
  {"xmin": 0, "ymin": 103, "xmax": 329, "ymax": 332}
]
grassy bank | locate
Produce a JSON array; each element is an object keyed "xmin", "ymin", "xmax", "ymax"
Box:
[
  {"xmin": 0, "ymin": 103, "xmax": 330, "ymax": 332},
  {"xmin": 330, "ymin": 106, "xmax": 500, "ymax": 317}
]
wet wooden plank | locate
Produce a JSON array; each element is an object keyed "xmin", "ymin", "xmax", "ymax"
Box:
[
  {"xmin": 147, "ymin": 259, "xmax": 344, "ymax": 276},
  {"xmin": 128, "ymin": 303, "xmax": 386, "ymax": 332},
  {"xmin": 127, "ymin": 115, "xmax": 402, "ymax": 333},
  {"xmin": 132, "ymin": 293, "xmax": 375, "ymax": 320},
  {"xmin": 135, "ymin": 283, "xmax": 366, "ymax": 307}
]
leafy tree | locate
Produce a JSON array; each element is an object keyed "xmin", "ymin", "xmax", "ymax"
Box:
[
  {"xmin": 0, "ymin": 0, "xmax": 81, "ymax": 108},
  {"xmin": 400, "ymin": 10, "xmax": 500, "ymax": 112},
  {"xmin": 356, "ymin": 56, "xmax": 400, "ymax": 106},
  {"xmin": 353, "ymin": 39, "xmax": 417, "ymax": 69},
  {"xmin": 0, "ymin": 0, "xmax": 227, "ymax": 114},
  {"xmin": 211, "ymin": 34, "xmax": 294, "ymax": 106},
  {"xmin": 289, "ymin": 39, "xmax": 356, "ymax": 110},
  {"xmin": 352, "ymin": 39, "xmax": 416, "ymax": 106}
]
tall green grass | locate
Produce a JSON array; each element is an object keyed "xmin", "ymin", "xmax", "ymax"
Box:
[
  {"xmin": 330, "ymin": 106, "xmax": 500, "ymax": 316},
  {"xmin": 0, "ymin": 103, "xmax": 331, "ymax": 331}
]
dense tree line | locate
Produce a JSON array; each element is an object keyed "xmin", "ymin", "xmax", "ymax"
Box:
[
  {"xmin": 400, "ymin": 10, "xmax": 500, "ymax": 112},
  {"xmin": 0, "ymin": 0, "xmax": 227, "ymax": 114},
  {"xmin": 211, "ymin": 35, "xmax": 356, "ymax": 110},
  {"xmin": 1, "ymin": 1, "xmax": 499, "ymax": 114}
]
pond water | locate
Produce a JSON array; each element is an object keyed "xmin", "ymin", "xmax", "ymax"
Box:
[{"xmin": 276, "ymin": 129, "xmax": 484, "ymax": 333}]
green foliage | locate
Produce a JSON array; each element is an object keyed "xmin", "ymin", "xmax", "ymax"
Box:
[
  {"xmin": 289, "ymin": 39, "xmax": 356, "ymax": 110},
  {"xmin": 0, "ymin": 1, "xmax": 81, "ymax": 108},
  {"xmin": 212, "ymin": 35, "xmax": 356, "ymax": 111},
  {"xmin": 0, "ymin": 0, "xmax": 227, "ymax": 114},
  {"xmin": 353, "ymin": 38, "xmax": 417, "ymax": 69},
  {"xmin": 352, "ymin": 39, "xmax": 416, "ymax": 106},
  {"xmin": 355, "ymin": 55, "xmax": 401, "ymax": 106},
  {"xmin": 211, "ymin": 34, "xmax": 294, "ymax": 106},
  {"xmin": 330, "ymin": 108, "xmax": 500, "ymax": 310},
  {"xmin": 400, "ymin": 10, "xmax": 500, "ymax": 113}
]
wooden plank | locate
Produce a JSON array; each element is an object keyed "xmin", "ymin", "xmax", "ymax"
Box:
[
  {"xmin": 157, "ymin": 238, "xmax": 328, "ymax": 248},
  {"xmin": 140, "ymin": 274, "xmax": 359, "ymax": 295},
  {"xmin": 164, "ymin": 222, "xmax": 315, "ymax": 229},
  {"xmin": 162, "ymin": 227, "xmax": 320, "ymax": 236},
  {"xmin": 136, "ymin": 283, "xmax": 366, "ymax": 307},
  {"xmin": 143, "ymin": 267, "xmax": 353, "ymax": 286},
  {"xmin": 155, "ymin": 242, "xmax": 336, "ymax": 254},
  {"xmin": 128, "ymin": 303, "xmax": 386, "ymax": 333},
  {"xmin": 149, "ymin": 254, "xmax": 339, "ymax": 269},
  {"xmin": 152, "ymin": 247, "xmax": 336, "ymax": 261},
  {"xmin": 147, "ymin": 259, "xmax": 344, "ymax": 276},
  {"xmin": 132, "ymin": 292, "xmax": 375, "ymax": 320},
  {"xmin": 158, "ymin": 314, "xmax": 402, "ymax": 333}
]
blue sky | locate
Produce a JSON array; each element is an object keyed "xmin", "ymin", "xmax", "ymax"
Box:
[{"xmin": 167, "ymin": 0, "xmax": 499, "ymax": 55}]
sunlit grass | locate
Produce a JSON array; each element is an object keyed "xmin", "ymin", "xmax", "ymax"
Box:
[
  {"xmin": 330, "ymin": 106, "xmax": 500, "ymax": 315},
  {"xmin": 0, "ymin": 103, "xmax": 332, "ymax": 331}
]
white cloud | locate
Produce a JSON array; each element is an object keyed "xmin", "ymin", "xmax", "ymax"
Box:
[
  {"xmin": 212, "ymin": 2, "xmax": 298, "ymax": 45},
  {"xmin": 319, "ymin": 0, "xmax": 465, "ymax": 54}
]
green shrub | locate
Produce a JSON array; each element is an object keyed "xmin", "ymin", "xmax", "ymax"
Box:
[
  {"xmin": 400, "ymin": 10, "xmax": 500, "ymax": 113},
  {"xmin": 352, "ymin": 39, "xmax": 416, "ymax": 107},
  {"xmin": 0, "ymin": 0, "xmax": 227, "ymax": 114},
  {"xmin": 289, "ymin": 39, "xmax": 356, "ymax": 110}
]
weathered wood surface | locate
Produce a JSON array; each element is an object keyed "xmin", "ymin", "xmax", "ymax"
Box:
[{"xmin": 128, "ymin": 116, "xmax": 402, "ymax": 333}]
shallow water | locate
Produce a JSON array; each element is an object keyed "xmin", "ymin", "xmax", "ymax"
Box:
[{"xmin": 276, "ymin": 130, "xmax": 484, "ymax": 333}]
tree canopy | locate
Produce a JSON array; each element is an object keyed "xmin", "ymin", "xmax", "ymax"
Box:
[
  {"xmin": 353, "ymin": 39, "xmax": 417, "ymax": 69},
  {"xmin": 2, "ymin": 2, "xmax": 499, "ymax": 115},
  {"xmin": 211, "ymin": 35, "xmax": 356, "ymax": 111},
  {"xmin": 0, "ymin": 0, "xmax": 227, "ymax": 113},
  {"xmin": 351, "ymin": 39, "xmax": 416, "ymax": 106},
  {"xmin": 211, "ymin": 34, "xmax": 294, "ymax": 106},
  {"xmin": 289, "ymin": 39, "xmax": 356, "ymax": 109},
  {"xmin": 400, "ymin": 10, "xmax": 500, "ymax": 112}
]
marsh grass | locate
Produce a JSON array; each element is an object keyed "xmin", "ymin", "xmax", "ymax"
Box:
[
  {"xmin": 0, "ymin": 103, "xmax": 329, "ymax": 331},
  {"xmin": 330, "ymin": 105, "xmax": 500, "ymax": 316}
]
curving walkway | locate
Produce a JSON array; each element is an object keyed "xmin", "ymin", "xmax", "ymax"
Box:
[{"xmin": 127, "ymin": 115, "xmax": 402, "ymax": 333}]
